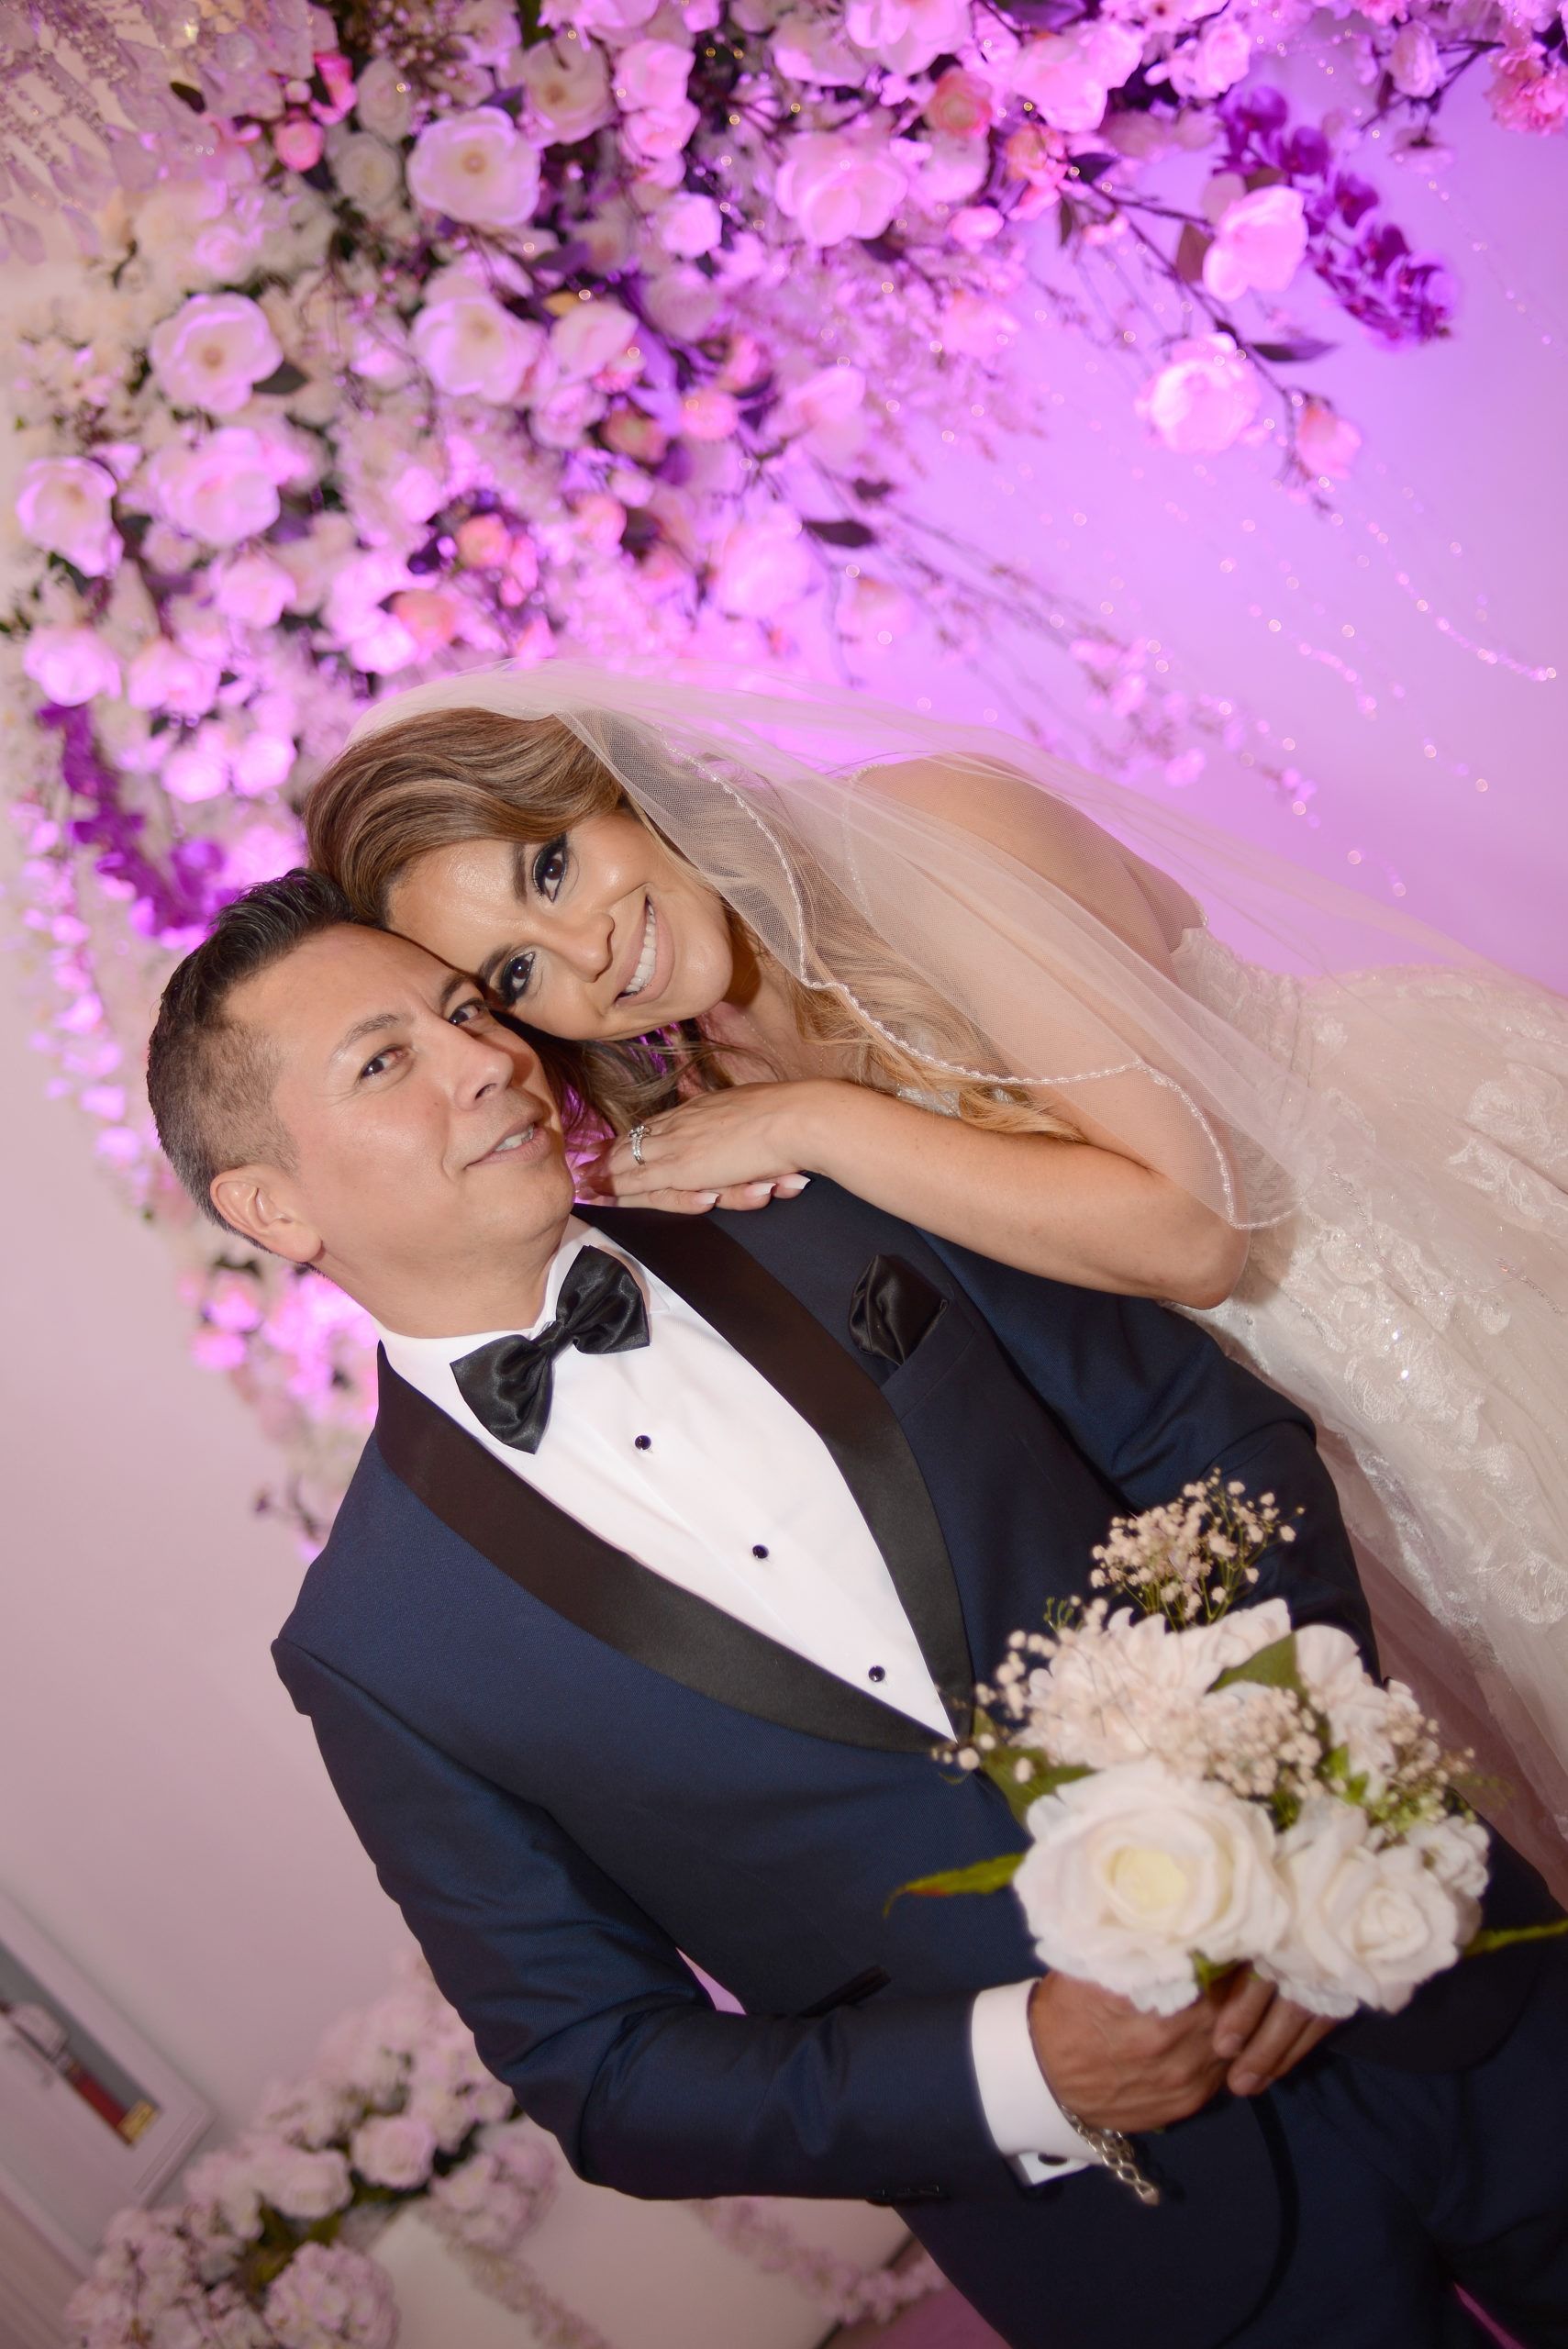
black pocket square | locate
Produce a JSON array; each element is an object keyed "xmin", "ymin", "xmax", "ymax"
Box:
[{"xmin": 849, "ymin": 1253, "xmax": 947, "ymax": 1369}]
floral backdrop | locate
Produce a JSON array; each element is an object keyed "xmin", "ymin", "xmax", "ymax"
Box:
[
  {"xmin": 64, "ymin": 1952, "xmax": 943, "ymax": 2347},
  {"xmin": 1, "ymin": 0, "xmax": 1562, "ymax": 1544}
]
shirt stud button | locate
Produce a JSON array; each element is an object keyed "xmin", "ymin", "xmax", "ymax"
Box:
[
  {"xmin": 634, "ymin": 1434, "xmax": 651, "ymax": 1451},
  {"xmin": 751, "ymin": 1543, "xmax": 769, "ymax": 1559},
  {"xmin": 868, "ymin": 1664, "xmax": 886, "ymax": 1684}
]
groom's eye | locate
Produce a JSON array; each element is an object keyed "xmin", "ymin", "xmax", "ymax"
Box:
[
  {"xmin": 498, "ymin": 951, "xmax": 536, "ymax": 1005},
  {"xmin": 449, "ymin": 996, "xmax": 491, "ymax": 1028}
]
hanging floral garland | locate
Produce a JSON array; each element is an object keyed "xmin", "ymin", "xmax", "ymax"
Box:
[{"xmin": 1, "ymin": 0, "xmax": 1559, "ymax": 1542}]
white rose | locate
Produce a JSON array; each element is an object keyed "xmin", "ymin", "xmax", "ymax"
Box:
[
  {"xmin": 712, "ymin": 509, "xmax": 815, "ymax": 616},
  {"xmin": 162, "ymin": 720, "xmax": 234, "ymax": 805},
  {"xmin": 1193, "ymin": 1595, "xmax": 1294, "ymax": 1680},
  {"xmin": 771, "ymin": 11, "xmax": 862, "ymax": 82},
  {"xmin": 774, "ymin": 132, "xmax": 907, "ymax": 246},
  {"xmin": 613, "ymin": 37, "xmax": 692, "ymax": 110},
  {"xmin": 846, "ymin": 0, "xmax": 971, "ymax": 75},
  {"xmin": 1168, "ymin": 18, "xmax": 1251, "ymax": 100},
  {"xmin": 1262, "ymin": 1800, "xmax": 1477, "ymax": 2017},
  {"xmin": 1014, "ymin": 1759, "xmax": 1289, "ymax": 2013},
  {"xmin": 641, "ymin": 262, "xmax": 724, "ymax": 340},
  {"xmin": 144, "ymin": 431, "xmax": 283, "ymax": 548},
  {"xmin": 263, "ymin": 2242, "xmax": 396, "ymax": 2349},
  {"xmin": 1296, "ymin": 397, "xmax": 1362, "ymax": 481},
  {"xmin": 621, "ymin": 100, "xmax": 701, "ymax": 161},
  {"xmin": 249, "ymin": 2140, "xmax": 353, "ymax": 2222},
  {"xmin": 1390, "ymin": 21, "xmax": 1442, "ymax": 98},
  {"xmin": 413, "ymin": 292, "xmax": 546, "ymax": 404},
  {"xmin": 517, "ymin": 37, "xmax": 614, "ymax": 140},
  {"xmin": 182, "ymin": 2149, "xmax": 264, "ymax": 2243},
  {"xmin": 1407, "ymin": 1814, "xmax": 1490, "ymax": 1902},
  {"xmin": 125, "ymin": 638, "xmax": 221, "ymax": 716},
  {"xmin": 1203, "ymin": 184, "xmax": 1308, "ymax": 303},
  {"xmin": 212, "ymin": 551, "xmax": 296, "ymax": 629},
  {"xmin": 350, "ymin": 2112, "xmax": 439, "ymax": 2190},
  {"xmin": 1136, "ymin": 332, "xmax": 1261, "ymax": 455},
  {"xmin": 267, "ymin": 512, "xmax": 357, "ymax": 614},
  {"xmin": 1011, "ymin": 24, "xmax": 1140, "ymax": 132},
  {"xmin": 23, "ymin": 626, "xmax": 120, "ymax": 706},
  {"xmin": 459, "ymin": 0, "xmax": 525, "ymax": 63},
  {"xmin": 550, "ymin": 297, "xmax": 638, "ymax": 379},
  {"xmin": 658, "ymin": 191, "xmax": 723, "ymax": 257},
  {"xmin": 573, "ymin": 0, "xmax": 662, "ymax": 28},
  {"xmin": 919, "ymin": 137, "xmax": 990, "ymax": 206},
  {"xmin": 332, "ymin": 131, "xmax": 404, "ymax": 213},
  {"xmin": 17, "ymin": 457, "xmax": 122, "ymax": 575},
  {"xmin": 231, "ymin": 730, "xmax": 296, "ymax": 797},
  {"xmin": 530, "ymin": 378, "xmax": 607, "ymax": 446},
  {"xmin": 149, "ymin": 294, "xmax": 284, "ymax": 417},
  {"xmin": 1291, "ymin": 1622, "xmax": 1391, "ymax": 1777},
  {"xmin": 408, "ymin": 108, "xmax": 541, "ymax": 228},
  {"xmin": 780, "ymin": 362, "xmax": 866, "ymax": 439},
  {"xmin": 354, "ymin": 57, "xmax": 415, "ymax": 141}
]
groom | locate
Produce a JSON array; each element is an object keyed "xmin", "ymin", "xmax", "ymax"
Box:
[{"xmin": 148, "ymin": 873, "xmax": 1567, "ymax": 2349}]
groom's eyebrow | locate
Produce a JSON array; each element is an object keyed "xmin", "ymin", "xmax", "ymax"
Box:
[{"xmin": 328, "ymin": 972, "xmax": 473, "ymax": 1063}]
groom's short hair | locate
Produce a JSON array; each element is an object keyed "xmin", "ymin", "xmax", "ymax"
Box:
[{"xmin": 148, "ymin": 870, "xmax": 361, "ymax": 1234}]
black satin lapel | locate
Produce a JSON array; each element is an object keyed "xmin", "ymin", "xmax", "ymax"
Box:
[
  {"xmin": 374, "ymin": 1353, "xmax": 935, "ymax": 1756},
  {"xmin": 575, "ymin": 1208, "xmax": 974, "ymax": 1736}
]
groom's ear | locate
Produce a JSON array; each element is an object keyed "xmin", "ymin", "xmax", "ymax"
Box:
[{"xmin": 209, "ymin": 1164, "xmax": 324, "ymax": 1267}]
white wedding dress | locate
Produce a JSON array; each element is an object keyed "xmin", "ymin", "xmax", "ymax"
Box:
[{"xmin": 1170, "ymin": 926, "xmax": 1568, "ymax": 1883}]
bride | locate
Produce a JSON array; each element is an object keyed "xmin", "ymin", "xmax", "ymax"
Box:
[{"xmin": 304, "ymin": 659, "xmax": 1568, "ymax": 1881}]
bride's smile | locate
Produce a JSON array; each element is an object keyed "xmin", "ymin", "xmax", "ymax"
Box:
[{"xmin": 386, "ymin": 813, "xmax": 737, "ymax": 1043}]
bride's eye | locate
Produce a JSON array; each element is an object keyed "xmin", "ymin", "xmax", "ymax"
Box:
[
  {"xmin": 498, "ymin": 950, "xmax": 536, "ymax": 1005},
  {"xmin": 532, "ymin": 834, "xmax": 569, "ymax": 900}
]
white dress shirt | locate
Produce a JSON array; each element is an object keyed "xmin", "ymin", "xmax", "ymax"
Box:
[{"xmin": 379, "ymin": 1219, "xmax": 1085, "ymax": 2180}]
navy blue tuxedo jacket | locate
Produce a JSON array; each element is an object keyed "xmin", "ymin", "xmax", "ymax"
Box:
[{"xmin": 273, "ymin": 1182, "xmax": 1552, "ymax": 2349}]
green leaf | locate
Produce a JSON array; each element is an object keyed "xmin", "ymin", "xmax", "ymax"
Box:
[
  {"xmin": 1465, "ymin": 1919, "xmax": 1568, "ymax": 1960},
  {"xmin": 1250, "ymin": 338, "xmax": 1338, "ymax": 364},
  {"xmin": 1174, "ymin": 222, "xmax": 1211, "ymax": 285},
  {"xmin": 885, "ymin": 1851, "xmax": 1025, "ymax": 1913},
  {"xmin": 967, "ymin": 1709, "xmax": 1091, "ymax": 1822},
  {"xmin": 253, "ymin": 362, "xmax": 308, "ymax": 397},
  {"xmin": 804, "ymin": 517, "xmax": 876, "ymax": 547},
  {"xmin": 1208, "ymin": 1631, "xmax": 1302, "ymax": 1696},
  {"xmin": 980, "ymin": 1747, "xmax": 1091, "ymax": 1823}
]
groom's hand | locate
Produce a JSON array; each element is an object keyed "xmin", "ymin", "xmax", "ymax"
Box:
[
  {"xmin": 1209, "ymin": 1966, "xmax": 1338, "ymax": 2098},
  {"xmin": 1027, "ymin": 1973, "xmax": 1231, "ymax": 2133}
]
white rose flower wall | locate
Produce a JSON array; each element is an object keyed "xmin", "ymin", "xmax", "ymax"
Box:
[{"xmin": 1, "ymin": 0, "xmax": 1561, "ymax": 1547}]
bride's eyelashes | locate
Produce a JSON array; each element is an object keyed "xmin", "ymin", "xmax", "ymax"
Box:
[
  {"xmin": 532, "ymin": 834, "xmax": 569, "ymax": 902},
  {"xmin": 494, "ymin": 836, "xmax": 571, "ymax": 1005}
]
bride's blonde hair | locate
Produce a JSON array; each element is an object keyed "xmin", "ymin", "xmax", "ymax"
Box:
[{"xmin": 305, "ymin": 707, "xmax": 1057, "ymax": 1144}]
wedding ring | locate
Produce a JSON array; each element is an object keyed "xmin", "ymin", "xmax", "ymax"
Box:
[{"xmin": 628, "ymin": 1123, "xmax": 648, "ymax": 1168}]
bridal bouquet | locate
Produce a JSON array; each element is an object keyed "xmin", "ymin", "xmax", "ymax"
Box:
[{"xmin": 903, "ymin": 1476, "xmax": 1557, "ymax": 2018}]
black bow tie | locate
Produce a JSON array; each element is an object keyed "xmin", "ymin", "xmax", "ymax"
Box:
[{"xmin": 451, "ymin": 1247, "xmax": 651, "ymax": 1453}]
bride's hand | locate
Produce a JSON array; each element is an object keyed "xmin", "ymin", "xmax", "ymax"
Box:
[{"xmin": 581, "ymin": 1080, "xmax": 838, "ymax": 1212}]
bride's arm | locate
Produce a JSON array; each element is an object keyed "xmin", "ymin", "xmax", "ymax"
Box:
[
  {"xmin": 592, "ymin": 760, "xmax": 1249, "ymax": 1308},
  {"xmin": 800, "ymin": 754, "xmax": 1247, "ymax": 1305},
  {"xmin": 784, "ymin": 1078, "xmax": 1245, "ymax": 1307}
]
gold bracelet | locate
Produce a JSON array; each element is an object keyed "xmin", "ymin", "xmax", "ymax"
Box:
[{"xmin": 1059, "ymin": 2110, "xmax": 1162, "ymax": 2207}]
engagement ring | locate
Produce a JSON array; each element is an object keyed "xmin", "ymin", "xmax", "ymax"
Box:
[{"xmin": 628, "ymin": 1124, "xmax": 648, "ymax": 1168}]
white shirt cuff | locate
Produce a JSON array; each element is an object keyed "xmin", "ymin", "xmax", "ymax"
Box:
[{"xmin": 969, "ymin": 1980, "xmax": 1089, "ymax": 2181}]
